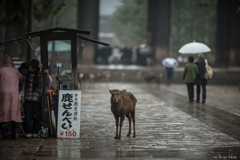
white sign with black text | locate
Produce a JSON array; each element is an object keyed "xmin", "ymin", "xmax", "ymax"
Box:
[{"xmin": 57, "ymin": 90, "xmax": 81, "ymax": 138}]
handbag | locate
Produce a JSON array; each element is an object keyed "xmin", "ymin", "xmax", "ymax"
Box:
[{"xmin": 204, "ymin": 59, "xmax": 213, "ymax": 79}]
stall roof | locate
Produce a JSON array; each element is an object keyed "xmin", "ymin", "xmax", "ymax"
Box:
[
  {"xmin": 0, "ymin": 27, "xmax": 109, "ymax": 46},
  {"xmin": 25, "ymin": 27, "xmax": 91, "ymax": 36}
]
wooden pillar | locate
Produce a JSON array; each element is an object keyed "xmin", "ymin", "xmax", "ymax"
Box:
[
  {"xmin": 147, "ymin": 0, "xmax": 171, "ymax": 65},
  {"xmin": 77, "ymin": 0, "xmax": 99, "ymax": 64},
  {"xmin": 229, "ymin": 0, "xmax": 240, "ymax": 66},
  {"xmin": 27, "ymin": 0, "xmax": 33, "ymax": 61},
  {"xmin": 39, "ymin": 31, "xmax": 79, "ymax": 126},
  {"xmin": 71, "ymin": 32, "xmax": 78, "ymax": 90},
  {"xmin": 40, "ymin": 33, "xmax": 49, "ymax": 127},
  {"xmin": 215, "ymin": 0, "xmax": 232, "ymax": 67}
]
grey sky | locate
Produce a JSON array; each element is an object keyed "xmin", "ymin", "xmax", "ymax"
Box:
[{"xmin": 100, "ymin": 0, "xmax": 121, "ymax": 16}]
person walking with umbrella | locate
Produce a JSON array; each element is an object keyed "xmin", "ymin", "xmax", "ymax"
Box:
[
  {"xmin": 162, "ymin": 58, "xmax": 179, "ymax": 86},
  {"xmin": 195, "ymin": 53, "xmax": 207, "ymax": 103},
  {"xmin": 183, "ymin": 56, "xmax": 199, "ymax": 103},
  {"xmin": 0, "ymin": 55, "xmax": 24, "ymax": 139}
]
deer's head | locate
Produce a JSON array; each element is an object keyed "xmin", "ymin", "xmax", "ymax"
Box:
[{"xmin": 109, "ymin": 89, "xmax": 127, "ymax": 103}]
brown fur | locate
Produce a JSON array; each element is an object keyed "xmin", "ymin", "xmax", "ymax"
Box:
[
  {"xmin": 78, "ymin": 72, "xmax": 94, "ymax": 89},
  {"xmin": 137, "ymin": 71, "xmax": 162, "ymax": 87},
  {"xmin": 109, "ymin": 89, "xmax": 137, "ymax": 139}
]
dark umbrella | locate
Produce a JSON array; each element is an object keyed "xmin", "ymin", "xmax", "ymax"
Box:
[
  {"xmin": 49, "ymin": 91, "xmax": 57, "ymax": 136},
  {"xmin": 138, "ymin": 44, "xmax": 154, "ymax": 57}
]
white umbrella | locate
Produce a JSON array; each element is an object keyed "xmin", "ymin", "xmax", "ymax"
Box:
[
  {"xmin": 162, "ymin": 58, "xmax": 179, "ymax": 68},
  {"xmin": 178, "ymin": 41, "xmax": 211, "ymax": 54}
]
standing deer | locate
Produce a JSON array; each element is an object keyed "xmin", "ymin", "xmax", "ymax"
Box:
[{"xmin": 109, "ymin": 89, "xmax": 137, "ymax": 139}]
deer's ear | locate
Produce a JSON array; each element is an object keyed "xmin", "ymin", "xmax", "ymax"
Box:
[
  {"xmin": 120, "ymin": 89, "xmax": 127, "ymax": 93},
  {"xmin": 108, "ymin": 89, "xmax": 113, "ymax": 94}
]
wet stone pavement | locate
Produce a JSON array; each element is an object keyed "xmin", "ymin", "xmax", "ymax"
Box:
[{"xmin": 0, "ymin": 83, "xmax": 240, "ymax": 160}]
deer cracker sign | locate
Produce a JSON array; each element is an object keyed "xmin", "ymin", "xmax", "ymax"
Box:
[{"xmin": 57, "ymin": 90, "xmax": 81, "ymax": 138}]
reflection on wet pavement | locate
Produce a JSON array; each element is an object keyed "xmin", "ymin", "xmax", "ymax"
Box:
[
  {"xmin": 150, "ymin": 86, "xmax": 240, "ymax": 141},
  {"xmin": 0, "ymin": 83, "xmax": 239, "ymax": 159}
]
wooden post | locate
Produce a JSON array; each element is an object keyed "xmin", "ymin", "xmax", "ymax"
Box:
[
  {"xmin": 229, "ymin": 0, "xmax": 240, "ymax": 66},
  {"xmin": 215, "ymin": 0, "xmax": 231, "ymax": 67},
  {"xmin": 147, "ymin": 0, "xmax": 171, "ymax": 64},
  {"xmin": 77, "ymin": 0, "xmax": 99, "ymax": 64},
  {"xmin": 27, "ymin": 0, "xmax": 33, "ymax": 61},
  {"xmin": 40, "ymin": 33, "xmax": 50, "ymax": 127},
  {"xmin": 71, "ymin": 31, "xmax": 78, "ymax": 90}
]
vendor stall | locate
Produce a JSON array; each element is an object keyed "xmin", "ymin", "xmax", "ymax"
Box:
[{"xmin": 0, "ymin": 27, "xmax": 109, "ymax": 138}]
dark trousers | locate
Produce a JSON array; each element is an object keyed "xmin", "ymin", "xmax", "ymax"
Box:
[
  {"xmin": 186, "ymin": 83, "xmax": 194, "ymax": 102},
  {"xmin": 24, "ymin": 101, "xmax": 42, "ymax": 134},
  {"xmin": 197, "ymin": 84, "xmax": 206, "ymax": 102},
  {"xmin": 0, "ymin": 122, "xmax": 19, "ymax": 130}
]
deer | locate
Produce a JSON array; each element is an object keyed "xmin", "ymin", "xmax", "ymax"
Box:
[
  {"xmin": 137, "ymin": 71, "xmax": 162, "ymax": 88},
  {"xmin": 109, "ymin": 89, "xmax": 137, "ymax": 139}
]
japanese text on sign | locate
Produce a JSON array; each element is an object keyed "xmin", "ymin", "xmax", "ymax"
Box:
[{"xmin": 57, "ymin": 90, "xmax": 81, "ymax": 138}]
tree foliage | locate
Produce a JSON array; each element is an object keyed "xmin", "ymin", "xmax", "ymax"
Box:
[
  {"xmin": 0, "ymin": 0, "xmax": 65, "ymax": 35},
  {"xmin": 33, "ymin": 0, "xmax": 65, "ymax": 22},
  {"xmin": 32, "ymin": 0, "xmax": 77, "ymax": 49},
  {"xmin": 170, "ymin": 0, "xmax": 217, "ymax": 61},
  {"xmin": 109, "ymin": 0, "xmax": 217, "ymax": 62},
  {"xmin": 0, "ymin": 0, "xmax": 28, "ymax": 35},
  {"xmin": 109, "ymin": 0, "xmax": 148, "ymax": 47}
]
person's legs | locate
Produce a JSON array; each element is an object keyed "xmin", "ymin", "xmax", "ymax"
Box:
[
  {"xmin": 12, "ymin": 121, "xmax": 19, "ymax": 129},
  {"xmin": 186, "ymin": 84, "xmax": 191, "ymax": 101},
  {"xmin": 0, "ymin": 123, "xmax": 3, "ymax": 139},
  {"xmin": 196, "ymin": 85, "xmax": 201, "ymax": 102},
  {"xmin": 190, "ymin": 83, "xmax": 194, "ymax": 102},
  {"xmin": 0, "ymin": 122, "xmax": 3, "ymax": 130},
  {"xmin": 12, "ymin": 121, "xmax": 19, "ymax": 139},
  {"xmin": 202, "ymin": 84, "xmax": 206, "ymax": 103},
  {"xmin": 33, "ymin": 102, "xmax": 42, "ymax": 137},
  {"xmin": 24, "ymin": 101, "xmax": 34, "ymax": 137},
  {"xmin": 187, "ymin": 84, "xmax": 193, "ymax": 102},
  {"xmin": 22, "ymin": 103, "xmax": 27, "ymax": 132}
]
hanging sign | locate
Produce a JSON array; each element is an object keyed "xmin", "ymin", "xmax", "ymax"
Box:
[{"xmin": 57, "ymin": 90, "xmax": 81, "ymax": 138}]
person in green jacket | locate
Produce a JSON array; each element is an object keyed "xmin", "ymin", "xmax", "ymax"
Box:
[{"xmin": 183, "ymin": 56, "xmax": 199, "ymax": 103}]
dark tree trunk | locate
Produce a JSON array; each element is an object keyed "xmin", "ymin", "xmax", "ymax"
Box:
[
  {"xmin": 77, "ymin": 0, "xmax": 99, "ymax": 64},
  {"xmin": 229, "ymin": 0, "xmax": 240, "ymax": 66},
  {"xmin": 215, "ymin": 0, "xmax": 232, "ymax": 67},
  {"xmin": 216, "ymin": 0, "xmax": 240, "ymax": 67},
  {"xmin": 147, "ymin": 0, "xmax": 171, "ymax": 64}
]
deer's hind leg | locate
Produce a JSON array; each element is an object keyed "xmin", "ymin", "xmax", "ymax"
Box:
[
  {"xmin": 131, "ymin": 110, "xmax": 136, "ymax": 137},
  {"xmin": 126, "ymin": 113, "xmax": 131, "ymax": 137}
]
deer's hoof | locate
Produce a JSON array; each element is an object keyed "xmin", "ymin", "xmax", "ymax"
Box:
[{"xmin": 127, "ymin": 134, "xmax": 130, "ymax": 137}]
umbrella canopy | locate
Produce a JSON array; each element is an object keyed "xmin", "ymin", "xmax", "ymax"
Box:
[
  {"xmin": 35, "ymin": 40, "xmax": 71, "ymax": 52},
  {"xmin": 162, "ymin": 58, "xmax": 179, "ymax": 68},
  {"xmin": 138, "ymin": 44, "xmax": 154, "ymax": 56},
  {"xmin": 178, "ymin": 41, "xmax": 211, "ymax": 54}
]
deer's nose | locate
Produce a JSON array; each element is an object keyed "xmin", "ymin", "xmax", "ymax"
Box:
[{"xmin": 114, "ymin": 99, "xmax": 117, "ymax": 102}]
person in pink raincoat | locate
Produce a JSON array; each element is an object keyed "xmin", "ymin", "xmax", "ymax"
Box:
[{"xmin": 0, "ymin": 54, "xmax": 24, "ymax": 139}]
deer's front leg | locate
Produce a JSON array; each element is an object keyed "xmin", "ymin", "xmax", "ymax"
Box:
[
  {"xmin": 114, "ymin": 116, "xmax": 119, "ymax": 139},
  {"xmin": 118, "ymin": 116, "xmax": 125, "ymax": 139}
]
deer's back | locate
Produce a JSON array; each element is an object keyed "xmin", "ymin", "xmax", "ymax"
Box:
[{"xmin": 122, "ymin": 92, "xmax": 137, "ymax": 107}]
